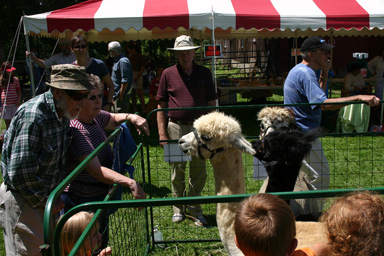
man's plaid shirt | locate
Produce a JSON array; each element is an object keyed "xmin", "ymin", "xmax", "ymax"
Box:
[{"xmin": 1, "ymin": 90, "xmax": 71, "ymax": 208}]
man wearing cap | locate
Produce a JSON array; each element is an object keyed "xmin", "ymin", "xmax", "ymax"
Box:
[
  {"xmin": 284, "ymin": 36, "xmax": 379, "ymax": 214},
  {"xmin": 108, "ymin": 41, "xmax": 133, "ymax": 113},
  {"xmin": 156, "ymin": 35, "xmax": 218, "ymax": 226},
  {"xmin": 0, "ymin": 64, "xmax": 94, "ymax": 255},
  {"xmin": 26, "ymin": 38, "xmax": 76, "ymax": 70}
]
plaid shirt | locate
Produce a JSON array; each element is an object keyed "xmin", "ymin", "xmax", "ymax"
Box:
[{"xmin": 1, "ymin": 90, "xmax": 71, "ymax": 208}]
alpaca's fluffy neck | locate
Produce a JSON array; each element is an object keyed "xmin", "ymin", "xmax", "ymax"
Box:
[{"xmin": 209, "ymin": 148, "xmax": 245, "ymax": 196}]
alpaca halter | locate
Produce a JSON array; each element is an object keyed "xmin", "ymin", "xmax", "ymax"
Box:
[{"xmin": 193, "ymin": 130, "xmax": 225, "ymax": 159}]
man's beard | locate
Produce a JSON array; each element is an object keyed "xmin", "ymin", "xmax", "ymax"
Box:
[{"xmin": 56, "ymin": 97, "xmax": 79, "ymax": 120}]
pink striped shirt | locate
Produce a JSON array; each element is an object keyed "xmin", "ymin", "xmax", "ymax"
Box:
[{"xmin": 1, "ymin": 77, "xmax": 20, "ymax": 106}]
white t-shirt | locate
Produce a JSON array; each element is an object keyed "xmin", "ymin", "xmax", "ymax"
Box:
[
  {"xmin": 344, "ymin": 73, "xmax": 365, "ymax": 92},
  {"xmin": 44, "ymin": 52, "xmax": 76, "ymax": 69}
]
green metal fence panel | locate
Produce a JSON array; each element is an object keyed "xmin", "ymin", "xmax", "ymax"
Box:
[{"xmin": 43, "ymin": 102, "xmax": 384, "ymax": 255}]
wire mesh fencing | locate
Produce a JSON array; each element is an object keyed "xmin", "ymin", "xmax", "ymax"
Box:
[{"xmin": 43, "ymin": 102, "xmax": 384, "ymax": 255}]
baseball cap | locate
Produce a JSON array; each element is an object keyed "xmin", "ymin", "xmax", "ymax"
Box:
[
  {"xmin": 47, "ymin": 64, "xmax": 94, "ymax": 91},
  {"xmin": 301, "ymin": 37, "xmax": 334, "ymax": 52},
  {"xmin": 167, "ymin": 35, "xmax": 200, "ymax": 51},
  {"xmin": 1, "ymin": 64, "xmax": 16, "ymax": 72}
]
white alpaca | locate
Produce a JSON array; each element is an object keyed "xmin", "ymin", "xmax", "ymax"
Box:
[{"xmin": 178, "ymin": 111, "xmax": 255, "ymax": 256}]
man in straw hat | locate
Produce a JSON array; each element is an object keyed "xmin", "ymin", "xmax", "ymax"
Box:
[
  {"xmin": 0, "ymin": 64, "xmax": 94, "ymax": 256},
  {"xmin": 156, "ymin": 35, "xmax": 217, "ymax": 226}
]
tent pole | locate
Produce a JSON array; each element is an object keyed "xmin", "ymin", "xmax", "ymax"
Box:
[
  {"xmin": 294, "ymin": 31, "xmax": 298, "ymax": 65},
  {"xmin": 381, "ymin": 88, "xmax": 384, "ymax": 125},
  {"xmin": 329, "ymin": 30, "xmax": 334, "ymax": 98},
  {"xmin": 23, "ymin": 15, "xmax": 36, "ymax": 97},
  {"xmin": 211, "ymin": 5, "xmax": 218, "ymax": 106}
]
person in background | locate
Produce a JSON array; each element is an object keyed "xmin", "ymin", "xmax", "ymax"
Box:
[
  {"xmin": 156, "ymin": 35, "xmax": 217, "ymax": 226},
  {"xmin": 0, "ymin": 62, "xmax": 21, "ymax": 130},
  {"xmin": 60, "ymin": 211, "xmax": 112, "ymax": 256},
  {"xmin": 149, "ymin": 66, "xmax": 164, "ymax": 100},
  {"xmin": 316, "ymin": 66, "xmax": 335, "ymax": 98},
  {"xmin": 284, "ymin": 36, "xmax": 379, "ymax": 217},
  {"xmin": 0, "ymin": 64, "xmax": 94, "ymax": 256},
  {"xmin": 62, "ymin": 74, "xmax": 148, "ymax": 247},
  {"xmin": 146, "ymin": 66, "xmax": 164, "ymax": 126},
  {"xmin": 315, "ymin": 190, "xmax": 384, "ymax": 256},
  {"xmin": 343, "ymin": 62, "xmax": 367, "ymax": 96},
  {"xmin": 234, "ymin": 193, "xmax": 318, "ymax": 256},
  {"xmin": 70, "ymin": 35, "xmax": 114, "ymax": 112},
  {"xmin": 126, "ymin": 41, "xmax": 146, "ymax": 115},
  {"xmin": 367, "ymin": 47, "xmax": 384, "ymax": 100},
  {"xmin": 25, "ymin": 44, "xmax": 46, "ymax": 96},
  {"xmin": 25, "ymin": 38, "xmax": 76, "ymax": 70},
  {"xmin": 108, "ymin": 41, "xmax": 133, "ymax": 113}
]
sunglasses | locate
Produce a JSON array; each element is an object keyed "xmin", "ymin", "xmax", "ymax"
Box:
[
  {"xmin": 88, "ymin": 93, "xmax": 104, "ymax": 101},
  {"xmin": 73, "ymin": 44, "xmax": 87, "ymax": 50},
  {"xmin": 65, "ymin": 90, "xmax": 90, "ymax": 101}
]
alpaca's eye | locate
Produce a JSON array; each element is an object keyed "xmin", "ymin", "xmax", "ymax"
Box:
[{"xmin": 201, "ymin": 134, "xmax": 212, "ymax": 141}]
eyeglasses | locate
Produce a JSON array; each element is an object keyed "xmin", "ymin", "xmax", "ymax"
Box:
[
  {"xmin": 314, "ymin": 50, "xmax": 330, "ymax": 55},
  {"xmin": 65, "ymin": 90, "xmax": 90, "ymax": 101},
  {"xmin": 88, "ymin": 93, "xmax": 104, "ymax": 101},
  {"xmin": 73, "ymin": 44, "xmax": 87, "ymax": 50}
]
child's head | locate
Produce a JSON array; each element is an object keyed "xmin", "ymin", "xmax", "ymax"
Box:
[
  {"xmin": 321, "ymin": 190, "xmax": 384, "ymax": 256},
  {"xmin": 61, "ymin": 211, "xmax": 102, "ymax": 256},
  {"xmin": 1, "ymin": 61, "xmax": 16, "ymax": 87},
  {"xmin": 234, "ymin": 193, "xmax": 297, "ymax": 256}
]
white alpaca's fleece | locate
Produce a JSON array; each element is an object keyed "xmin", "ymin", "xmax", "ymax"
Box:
[{"xmin": 179, "ymin": 111, "xmax": 255, "ymax": 256}]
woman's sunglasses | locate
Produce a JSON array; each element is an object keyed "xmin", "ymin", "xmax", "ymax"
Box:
[
  {"xmin": 73, "ymin": 44, "xmax": 87, "ymax": 50},
  {"xmin": 88, "ymin": 93, "xmax": 104, "ymax": 101},
  {"xmin": 65, "ymin": 90, "xmax": 90, "ymax": 101}
]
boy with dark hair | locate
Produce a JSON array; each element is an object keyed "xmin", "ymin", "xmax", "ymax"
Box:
[{"xmin": 234, "ymin": 193, "xmax": 317, "ymax": 256}]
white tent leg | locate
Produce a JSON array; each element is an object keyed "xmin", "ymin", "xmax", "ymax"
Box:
[
  {"xmin": 23, "ymin": 16, "xmax": 36, "ymax": 98},
  {"xmin": 211, "ymin": 5, "xmax": 218, "ymax": 107}
]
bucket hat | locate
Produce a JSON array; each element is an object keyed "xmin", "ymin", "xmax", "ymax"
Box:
[
  {"xmin": 167, "ymin": 35, "xmax": 200, "ymax": 51},
  {"xmin": 47, "ymin": 64, "xmax": 94, "ymax": 91},
  {"xmin": 301, "ymin": 37, "xmax": 334, "ymax": 52}
]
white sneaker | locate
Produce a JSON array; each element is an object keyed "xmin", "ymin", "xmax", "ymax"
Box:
[
  {"xmin": 194, "ymin": 215, "xmax": 208, "ymax": 226},
  {"xmin": 172, "ymin": 213, "xmax": 185, "ymax": 223}
]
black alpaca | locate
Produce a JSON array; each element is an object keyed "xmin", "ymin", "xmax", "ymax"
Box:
[{"xmin": 252, "ymin": 129, "xmax": 321, "ymax": 204}]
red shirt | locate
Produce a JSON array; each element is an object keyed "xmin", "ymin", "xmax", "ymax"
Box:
[{"xmin": 156, "ymin": 62, "xmax": 217, "ymax": 122}]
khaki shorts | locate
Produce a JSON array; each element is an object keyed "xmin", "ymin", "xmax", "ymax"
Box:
[{"xmin": 0, "ymin": 183, "xmax": 46, "ymax": 256}]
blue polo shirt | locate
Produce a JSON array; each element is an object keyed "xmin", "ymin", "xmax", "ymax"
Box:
[{"xmin": 284, "ymin": 63, "xmax": 327, "ymax": 131}]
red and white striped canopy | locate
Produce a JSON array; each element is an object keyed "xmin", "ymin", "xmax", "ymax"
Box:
[{"xmin": 23, "ymin": 0, "xmax": 384, "ymax": 41}]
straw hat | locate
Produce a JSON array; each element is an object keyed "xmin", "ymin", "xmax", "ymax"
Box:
[
  {"xmin": 167, "ymin": 35, "xmax": 200, "ymax": 51},
  {"xmin": 47, "ymin": 64, "xmax": 94, "ymax": 91}
]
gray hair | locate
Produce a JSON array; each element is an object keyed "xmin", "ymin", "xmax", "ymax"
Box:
[
  {"xmin": 108, "ymin": 41, "xmax": 122, "ymax": 54},
  {"xmin": 301, "ymin": 50, "xmax": 311, "ymax": 60},
  {"xmin": 88, "ymin": 74, "xmax": 103, "ymax": 91}
]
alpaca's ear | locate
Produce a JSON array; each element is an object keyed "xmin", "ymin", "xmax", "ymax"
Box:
[{"xmin": 232, "ymin": 135, "xmax": 256, "ymax": 155}]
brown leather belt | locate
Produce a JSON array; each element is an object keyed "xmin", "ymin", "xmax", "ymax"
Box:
[{"xmin": 169, "ymin": 118, "xmax": 194, "ymax": 126}]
